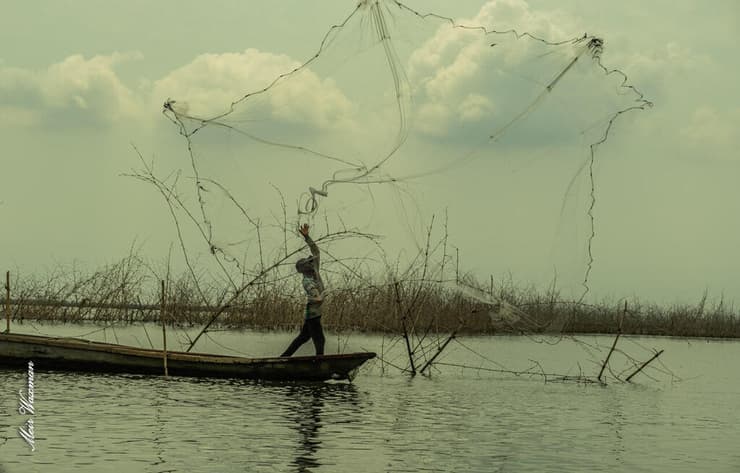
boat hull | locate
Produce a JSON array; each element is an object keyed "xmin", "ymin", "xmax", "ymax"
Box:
[{"xmin": 0, "ymin": 332, "xmax": 375, "ymax": 381}]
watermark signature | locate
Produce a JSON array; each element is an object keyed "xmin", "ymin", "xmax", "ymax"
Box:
[{"xmin": 17, "ymin": 361, "xmax": 35, "ymax": 451}]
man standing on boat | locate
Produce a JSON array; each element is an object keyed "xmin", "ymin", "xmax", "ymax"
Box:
[{"xmin": 281, "ymin": 224, "xmax": 326, "ymax": 357}]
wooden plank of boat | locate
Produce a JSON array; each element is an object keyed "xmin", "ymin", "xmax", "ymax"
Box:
[{"xmin": 0, "ymin": 332, "xmax": 375, "ymax": 381}]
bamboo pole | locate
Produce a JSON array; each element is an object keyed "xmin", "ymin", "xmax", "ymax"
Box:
[
  {"xmin": 597, "ymin": 301, "xmax": 626, "ymax": 383},
  {"xmin": 419, "ymin": 331, "xmax": 456, "ymax": 375},
  {"xmin": 5, "ymin": 271, "xmax": 10, "ymax": 333},
  {"xmin": 455, "ymin": 248, "xmax": 460, "ymax": 284},
  {"xmin": 625, "ymin": 349, "xmax": 664, "ymax": 383},
  {"xmin": 160, "ymin": 280, "xmax": 168, "ymax": 377},
  {"xmin": 597, "ymin": 332, "xmax": 620, "ymax": 383},
  {"xmin": 394, "ymin": 281, "xmax": 416, "ymax": 375}
]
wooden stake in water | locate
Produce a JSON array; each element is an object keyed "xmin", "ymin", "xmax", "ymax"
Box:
[
  {"xmin": 597, "ymin": 301, "xmax": 626, "ymax": 383},
  {"xmin": 625, "ymin": 349, "xmax": 664, "ymax": 383},
  {"xmin": 419, "ymin": 330, "xmax": 457, "ymax": 375},
  {"xmin": 455, "ymin": 248, "xmax": 460, "ymax": 284},
  {"xmin": 5, "ymin": 271, "xmax": 10, "ymax": 333},
  {"xmin": 161, "ymin": 280, "xmax": 168, "ymax": 377},
  {"xmin": 394, "ymin": 281, "xmax": 416, "ymax": 376}
]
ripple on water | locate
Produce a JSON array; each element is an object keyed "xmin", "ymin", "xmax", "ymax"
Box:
[{"xmin": 0, "ymin": 330, "xmax": 739, "ymax": 472}]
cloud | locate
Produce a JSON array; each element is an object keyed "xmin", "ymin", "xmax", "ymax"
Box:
[
  {"xmin": 0, "ymin": 48, "xmax": 355, "ymax": 134},
  {"xmin": 416, "ymin": 102, "xmax": 452, "ymax": 136},
  {"xmin": 608, "ymin": 41, "xmax": 711, "ymax": 103},
  {"xmin": 681, "ymin": 106, "xmax": 740, "ymax": 160},
  {"xmin": 152, "ymin": 48, "xmax": 354, "ymax": 130},
  {"xmin": 0, "ymin": 52, "xmax": 143, "ymax": 128},
  {"xmin": 607, "ymin": 41, "xmax": 735, "ymax": 162},
  {"xmin": 408, "ymin": 0, "xmax": 578, "ymax": 83},
  {"xmin": 405, "ymin": 0, "xmax": 629, "ymax": 147},
  {"xmin": 458, "ymin": 93, "xmax": 494, "ymax": 121}
]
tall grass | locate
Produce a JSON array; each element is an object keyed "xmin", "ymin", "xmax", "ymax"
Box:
[{"xmin": 4, "ymin": 256, "xmax": 739, "ymax": 339}]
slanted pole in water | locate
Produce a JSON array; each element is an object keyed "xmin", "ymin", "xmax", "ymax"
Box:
[
  {"xmin": 5, "ymin": 271, "xmax": 9, "ymax": 333},
  {"xmin": 394, "ymin": 281, "xmax": 416, "ymax": 375},
  {"xmin": 597, "ymin": 301, "xmax": 626, "ymax": 383},
  {"xmin": 625, "ymin": 349, "xmax": 664, "ymax": 383},
  {"xmin": 160, "ymin": 280, "xmax": 168, "ymax": 377},
  {"xmin": 419, "ymin": 330, "xmax": 456, "ymax": 375}
]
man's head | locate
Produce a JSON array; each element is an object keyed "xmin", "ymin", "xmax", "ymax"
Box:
[{"xmin": 295, "ymin": 256, "xmax": 315, "ymax": 275}]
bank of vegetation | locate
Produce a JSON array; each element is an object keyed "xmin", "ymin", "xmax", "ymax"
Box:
[{"xmin": 3, "ymin": 254, "xmax": 738, "ymax": 339}]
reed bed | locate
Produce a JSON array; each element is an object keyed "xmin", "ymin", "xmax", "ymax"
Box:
[{"xmin": 3, "ymin": 256, "xmax": 739, "ymax": 339}]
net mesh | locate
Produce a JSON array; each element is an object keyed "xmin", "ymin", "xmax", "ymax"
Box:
[{"xmin": 130, "ymin": 0, "xmax": 666, "ymax": 381}]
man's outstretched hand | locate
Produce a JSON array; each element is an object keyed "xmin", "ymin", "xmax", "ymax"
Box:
[{"xmin": 299, "ymin": 223, "xmax": 310, "ymax": 238}]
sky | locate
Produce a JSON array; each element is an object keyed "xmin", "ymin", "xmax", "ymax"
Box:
[{"xmin": 0, "ymin": 0, "xmax": 738, "ymax": 307}]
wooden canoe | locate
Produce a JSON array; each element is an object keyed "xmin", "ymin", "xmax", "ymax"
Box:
[{"xmin": 0, "ymin": 332, "xmax": 375, "ymax": 381}]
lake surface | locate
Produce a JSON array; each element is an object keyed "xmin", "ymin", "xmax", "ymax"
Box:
[{"xmin": 1, "ymin": 323, "xmax": 739, "ymax": 472}]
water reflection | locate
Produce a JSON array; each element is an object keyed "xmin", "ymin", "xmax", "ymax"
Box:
[
  {"xmin": 285, "ymin": 383, "xmax": 359, "ymax": 473},
  {"xmin": 1, "ymin": 330, "xmax": 735, "ymax": 472},
  {"xmin": 602, "ymin": 388, "xmax": 626, "ymax": 465},
  {"xmin": 288, "ymin": 386, "xmax": 323, "ymax": 472},
  {"xmin": 138, "ymin": 376, "xmax": 364, "ymax": 473},
  {"xmin": 151, "ymin": 381, "xmax": 168, "ymax": 472}
]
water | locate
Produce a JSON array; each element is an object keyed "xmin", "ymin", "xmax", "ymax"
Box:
[{"xmin": 1, "ymin": 323, "xmax": 739, "ymax": 472}]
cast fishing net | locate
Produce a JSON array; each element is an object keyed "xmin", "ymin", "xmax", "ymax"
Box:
[{"xmin": 134, "ymin": 0, "xmax": 658, "ymax": 375}]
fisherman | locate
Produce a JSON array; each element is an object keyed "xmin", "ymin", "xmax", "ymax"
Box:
[{"xmin": 281, "ymin": 223, "xmax": 326, "ymax": 356}]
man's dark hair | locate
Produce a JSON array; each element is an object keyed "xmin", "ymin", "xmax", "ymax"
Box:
[{"xmin": 295, "ymin": 256, "xmax": 315, "ymax": 274}]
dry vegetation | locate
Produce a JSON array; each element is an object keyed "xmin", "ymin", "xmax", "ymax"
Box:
[
  {"xmin": 4, "ymin": 254, "xmax": 739, "ymax": 339},
  {"xmin": 106, "ymin": 147, "xmax": 740, "ymax": 340}
]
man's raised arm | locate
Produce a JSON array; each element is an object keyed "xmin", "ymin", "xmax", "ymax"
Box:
[{"xmin": 299, "ymin": 224, "xmax": 320, "ymax": 267}]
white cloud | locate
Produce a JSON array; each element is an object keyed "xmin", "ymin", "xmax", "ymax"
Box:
[
  {"xmin": 0, "ymin": 52, "xmax": 143, "ymax": 128},
  {"xmin": 0, "ymin": 48, "xmax": 356, "ymax": 133},
  {"xmin": 423, "ymin": 41, "xmax": 484, "ymax": 100},
  {"xmin": 409, "ymin": 0, "xmax": 577, "ymax": 81},
  {"xmin": 458, "ymin": 93, "xmax": 494, "ymax": 121},
  {"xmin": 404, "ymin": 0, "xmax": 618, "ymax": 143},
  {"xmin": 605, "ymin": 40, "xmax": 712, "ymax": 106},
  {"xmin": 152, "ymin": 48, "xmax": 354, "ymax": 130},
  {"xmin": 477, "ymin": 0, "xmax": 576, "ymax": 38}
]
